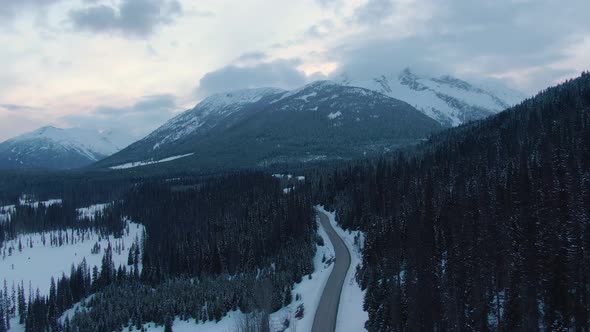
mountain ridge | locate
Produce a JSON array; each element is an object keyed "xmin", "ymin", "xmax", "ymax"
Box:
[
  {"xmin": 0, "ymin": 126, "xmax": 134, "ymax": 170},
  {"xmin": 338, "ymin": 68, "xmax": 526, "ymax": 126},
  {"xmin": 97, "ymin": 82, "xmax": 443, "ymax": 170}
]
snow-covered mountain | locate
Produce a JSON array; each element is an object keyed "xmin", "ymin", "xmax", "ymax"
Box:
[
  {"xmin": 148, "ymin": 87, "xmax": 286, "ymax": 150},
  {"xmin": 0, "ymin": 126, "xmax": 135, "ymax": 170},
  {"xmin": 339, "ymin": 68, "xmax": 526, "ymax": 126},
  {"xmin": 97, "ymin": 81, "xmax": 442, "ymax": 170}
]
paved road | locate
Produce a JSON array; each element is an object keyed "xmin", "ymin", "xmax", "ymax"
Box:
[{"xmin": 312, "ymin": 209, "xmax": 352, "ymax": 332}]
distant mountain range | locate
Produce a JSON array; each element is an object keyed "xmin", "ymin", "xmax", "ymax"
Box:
[
  {"xmin": 96, "ymin": 81, "xmax": 442, "ymax": 170},
  {"xmin": 0, "ymin": 126, "xmax": 134, "ymax": 170},
  {"xmin": 0, "ymin": 68, "xmax": 526, "ymax": 171}
]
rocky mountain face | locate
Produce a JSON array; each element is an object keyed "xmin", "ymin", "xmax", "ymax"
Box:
[{"xmin": 339, "ymin": 68, "xmax": 525, "ymax": 126}]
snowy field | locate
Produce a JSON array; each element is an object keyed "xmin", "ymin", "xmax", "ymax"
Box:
[
  {"xmin": 1, "ymin": 197, "xmax": 62, "ymax": 224},
  {"xmin": 316, "ymin": 205, "xmax": 369, "ymax": 332},
  {"xmin": 0, "ymin": 219, "xmax": 144, "ymax": 299},
  {"xmin": 110, "ymin": 153, "xmax": 194, "ymax": 170},
  {"xmin": 18, "ymin": 195, "xmax": 63, "ymax": 208},
  {"xmin": 76, "ymin": 203, "xmax": 111, "ymax": 220},
  {"xmin": 271, "ymin": 174, "xmax": 305, "ymax": 181},
  {"xmin": 135, "ymin": 213, "xmax": 335, "ymax": 332},
  {"xmin": 3, "ymin": 200, "xmax": 144, "ymax": 332}
]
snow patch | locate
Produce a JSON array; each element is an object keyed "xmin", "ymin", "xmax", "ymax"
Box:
[
  {"xmin": 76, "ymin": 203, "xmax": 111, "ymax": 221},
  {"xmin": 110, "ymin": 153, "xmax": 194, "ymax": 170},
  {"xmin": 297, "ymin": 91, "xmax": 317, "ymax": 102},
  {"xmin": 327, "ymin": 111, "xmax": 342, "ymax": 120},
  {"xmin": 18, "ymin": 196, "xmax": 62, "ymax": 208}
]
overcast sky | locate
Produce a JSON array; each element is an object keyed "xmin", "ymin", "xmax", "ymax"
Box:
[{"xmin": 0, "ymin": 0, "xmax": 589, "ymax": 141}]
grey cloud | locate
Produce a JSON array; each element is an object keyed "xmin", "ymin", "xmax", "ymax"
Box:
[
  {"xmin": 353, "ymin": 0, "xmax": 394, "ymax": 24},
  {"xmin": 195, "ymin": 60, "xmax": 311, "ymax": 98},
  {"xmin": 69, "ymin": 0, "xmax": 183, "ymax": 37},
  {"xmin": 324, "ymin": 0, "xmax": 590, "ymax": 93},
  {"xmin": 0, "ymin": 104, "xmax": 38, "ymax": 112},
  {"xmin": 62, "ymin": 94, "xmax": 178, "ymax": 138},
  {"xmin": 304, "ymin": 20, "xmax": 335, "ymax": 39},
  {"xmin": 0, "ymin": 113, "xmax": 47, "ymax": 142},
  {"xmin": 329, "ymin": 36, "xmax": 448, "ymax": 79},
  {"xmin": 0, "ymin": 0, "xmax": 61, "ymax": 19},
  {"xmin": 236, "ymin": 51, "xmax": 266, "ymax": 62}
]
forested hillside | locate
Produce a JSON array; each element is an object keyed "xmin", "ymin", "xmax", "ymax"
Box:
[
  {"xmin": 317, "ymin": 72, "xmax": 590, "ymax": 330},
  {"xmin": 0, "ymin": 174, "xmax": 317, "ymax": 332}
]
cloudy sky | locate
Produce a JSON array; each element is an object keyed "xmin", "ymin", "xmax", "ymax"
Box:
[{"xmin": 0, "ymin": 0, "xmax": 589, "ymax": 141}]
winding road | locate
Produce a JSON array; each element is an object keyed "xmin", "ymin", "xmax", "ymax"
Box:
[{"xmin": 312, "ymin": 209, "xmax": 352, "ymax": 332}]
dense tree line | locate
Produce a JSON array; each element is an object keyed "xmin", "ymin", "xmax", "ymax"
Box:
[
  {"xmin": 122, "ymin": 173, "xmax": 315, "ymax": 281},
  {"xmin": 317, "ymin": 72, "xmax": 590, "ymax": 330},
  {"xmin": 0, "ymin": 201, "xmax": 126, "ymax": 249}
]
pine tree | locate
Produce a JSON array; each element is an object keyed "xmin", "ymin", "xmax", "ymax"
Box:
[{"xmin": 164, "ymin": 315, "xmax": 173, "ymax": 332}]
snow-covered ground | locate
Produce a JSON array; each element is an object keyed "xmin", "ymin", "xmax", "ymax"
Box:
[
  {"xmin": 125, "ymin": 311, "xmax": 247, "ymax": 332},
  {"xmin": 1, "ymin": 197, "xmax": 63, "ymax": 223},
  {"xmin": 110, "ymin": 153, "xmax": 194, "ymax": 170},
  {"xmin": 138, "ymin": 214, "xmax": 335, "ymax": 332},
  {"xmin": 272, "ymin": 174, "xmax": 293, "ymax": 179},
  {"xmin": 328, "ymin": 111, "xmax": 342, "ymax": 120},
  {"xmin": 58, "ymin": 294, "xmax": 95, "ymax": 324},
  {"xmin": 19, "ymin": 196, "xmax": 63, "ymax": 208},
  {"xmin": 316, "ymin": 205, "xmax": 369, "ymax": 332},
  {"xmin": 0, "ymin": 220, "xmax": 144, "ymax": 299},
  {"xmin": 272, "ymin": 174, "xmax": 305, "ymax": 182},
  {"xmin": 76, "ymin": 203, "xmax": 111, "ymax": 220}
]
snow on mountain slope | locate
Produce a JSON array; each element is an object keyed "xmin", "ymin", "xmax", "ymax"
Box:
[
  {"xmin": 98, "ymin": 81, "xmax": 442, "ymax": 170},
  {"xmin": 0, "ymin": 126, "xmax": 135, "ymax": 169},
  {"xmin": 148, "ymin": 87, "xmax": 285, "ymax": 149},
  {"xmin": 109, "ymin": 153, "xmax": 194, "ymax": 170},
  {"xmin": 339, "ymin": 68, "xmax": 526, "ymax": 126},
  {"xmin": 9, "ymin": 126, "xmax": 127, "ymax": 158}
]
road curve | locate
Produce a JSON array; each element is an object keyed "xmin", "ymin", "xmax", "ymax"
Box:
[{"xmin": 312, "ymin": 209, "xmax": 352, "ymax": 332}]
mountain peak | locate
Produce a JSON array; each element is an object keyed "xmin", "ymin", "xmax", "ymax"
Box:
[
  {"xmin": 98, "ymin": 79, "xmax": 442, "ymax": 170},
  {"xmin": 199, "ymin": 87, "xmax": 285, "ymax": 111},
  {"xmin": 0, "ymin": 126, "xmax": 134, "ymax": 170},
  {"xmin": 340, "ymin": 68, "xmax": 525, "ymax": 126}
]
